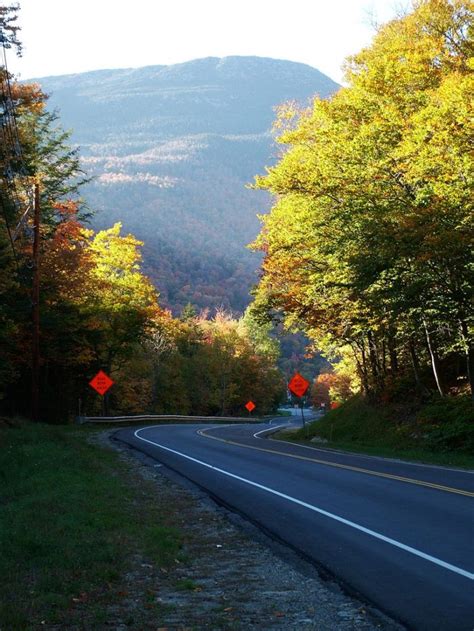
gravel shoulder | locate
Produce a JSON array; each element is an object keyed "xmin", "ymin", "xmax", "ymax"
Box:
[{"xmin": 93, "ymin": 429, "xmax": 405, "ymax": 630}]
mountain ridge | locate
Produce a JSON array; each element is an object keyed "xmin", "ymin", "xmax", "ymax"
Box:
[
  {"xmin": 34, "ymin": 56, "xmax": 340, "ymax": 312},
  {"xmin": 31, "ymin": 55, "xmax": 336, "ymax": 89}
]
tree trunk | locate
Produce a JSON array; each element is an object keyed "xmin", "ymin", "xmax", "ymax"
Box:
[
  {"xmin": 388, "ymin": 332, "xmax": 398, "ymax": 375},
  {"xmin": 409, "ymin": 338, "xmax": 429, "ymax": 395},
  {"xmin": 459, "ymin": 319, "xmax": 474, "ymax": 400},
  {"xmin": 423, "ymin": 318, "xmax": 444, "ymax": 397},
  {"xmin": 367, "ymin": 330, "xmax": 383, "ymax": 392},
  {"xmin": 409, "ymin": 339, "xmax": 421, "ymax": 385},
  {"xmin": 357, "ymin": 342, "xmax": 370, "ymax": 396},
  {"xmin": 382, "ymin": 339, "xmax": 387, "ymax": 376}
]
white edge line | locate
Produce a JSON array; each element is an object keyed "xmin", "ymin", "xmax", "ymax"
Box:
[
  {"xmin": 254, "ymin": 425, "xmax": 288, "ymax": 437},
  {"xmin": 134, "ymin": 426, "xmax": 474, "ymax": 582}
]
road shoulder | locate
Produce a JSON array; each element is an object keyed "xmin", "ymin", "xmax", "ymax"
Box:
[{"xmin": 106, "ymin": 429, "xmax": 405, "ymax": 630}]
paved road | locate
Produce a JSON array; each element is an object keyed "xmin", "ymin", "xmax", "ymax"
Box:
[{"xmin": 116, "ymin": 422, "xmax": 474, "ymax": 630}]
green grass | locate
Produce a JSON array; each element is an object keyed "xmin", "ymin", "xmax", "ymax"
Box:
[
  {"xmin": 0, "ymin": 421, "xmax": 182, "ymax": 630},
  {"xmin": 276, "ymin": 396, "xmax": 474, "ymax": 469},
  {"xmin": 175, "ymin": 578, "xmax": 201, "ymax": 591}
]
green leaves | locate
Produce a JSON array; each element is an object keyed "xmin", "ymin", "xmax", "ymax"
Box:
[
  {"xmin": 251, "ymin": 0, "xmax": 474, "ymax": 398},
  {"xmin": 150, "ymin": 309, "xmax": 285, "ymax": 416}
]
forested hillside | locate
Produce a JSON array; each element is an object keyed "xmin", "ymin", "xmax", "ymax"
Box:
[{"xmin": 33, "ymin": 57, "xmax": 339, "ymax": 312}]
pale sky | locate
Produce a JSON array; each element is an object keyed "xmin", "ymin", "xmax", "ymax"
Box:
[{"xmin": 8, "ymin": 0, "xmax": 405, "ymax": 84}]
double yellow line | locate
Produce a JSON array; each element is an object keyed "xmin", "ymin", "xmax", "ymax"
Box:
[{"xmin": 197, "ymin": 428, "xmax": 474, "ymax": 498}]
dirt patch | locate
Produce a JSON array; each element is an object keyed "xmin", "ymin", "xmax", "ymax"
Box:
[{"xmin": 87, "ymin": 430, "xmax": 404, "ymax": 630}]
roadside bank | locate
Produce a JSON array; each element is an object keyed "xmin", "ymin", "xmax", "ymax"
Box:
[{"xmin": 275, "ymin": 397, "xmax": 474, "ymax": 469}]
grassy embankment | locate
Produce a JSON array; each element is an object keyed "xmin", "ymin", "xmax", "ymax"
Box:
[
  {"xmin": 0, "ymin": 421, "xmax": 183, "ymax": 630},
  {"xmin": 276, "ymin": 396, "xmax": 474, "ymax": 469}
]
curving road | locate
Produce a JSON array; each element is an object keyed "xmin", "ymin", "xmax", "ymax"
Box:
[{"xmin": 115, "ymin": 421, "xmax": 474, "ymax": 630}]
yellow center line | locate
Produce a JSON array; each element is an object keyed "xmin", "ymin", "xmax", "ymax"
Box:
[{"xmin": 197, "ymin": 428, "xmax": 474, "ymax": 498}]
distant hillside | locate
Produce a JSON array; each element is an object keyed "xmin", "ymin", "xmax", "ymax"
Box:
[{"xmin": 35, "ymin": 56, "xmax": 339, "ymax": 313}]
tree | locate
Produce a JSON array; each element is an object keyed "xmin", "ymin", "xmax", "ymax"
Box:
[
  {"xmin": 239, "ymin": 305, "xmax": 280, "ymax": 363},
  {"xmin": 180, "ymin": 302, "xmax": 197, "ymax": 321},
  {"xmin": 0, "ymin": 4, "xmax": 22, "ymax": 54},
  {"xmin": 147, "ymin": 309, "xmax": 285, "ymax": 416},
  {"xmin": 0, "ymin": 22, "xmax": 91, "ymax": 411},
  {"xmin": 84, "ymin": 222, "xmax": 159, "ymax": 370},
  {"xmin": 251, "ymin": 0, "xmax": 473, "ymax": 399}
]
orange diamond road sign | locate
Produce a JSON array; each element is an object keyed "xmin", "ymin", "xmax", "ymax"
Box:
[
  {"xmin": 89, "ymin": 370, "xmax": 114, "ymax": 396},
  {"xmin": 245, "ymin": 400, "xmax": 256, "ymax": 412},
  {"xmin": 288, "ymin": 373, "xmax": 310, "ymax": 398}
]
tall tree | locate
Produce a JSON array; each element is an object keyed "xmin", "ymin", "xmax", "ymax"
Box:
[{"xmin": 251, "ymin": 0, "xmax": 473, "ymax": 399}]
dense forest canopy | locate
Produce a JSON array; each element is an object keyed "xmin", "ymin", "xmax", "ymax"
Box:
[{"xmin": 251, "ymin": 0, "xmax": 473, "ymax": 402}]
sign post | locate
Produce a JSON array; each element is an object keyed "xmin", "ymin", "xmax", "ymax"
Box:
[
  {"xmin": 245, "ymin": 400, "xmax": 256, "ymax": 417},
  {"xmin": 288, "ymin": 373, "xmax": 310, "ymax": 433},
  {"xmin": 89, "ymin": 370, "xmax": 114, "ymax": 416}
]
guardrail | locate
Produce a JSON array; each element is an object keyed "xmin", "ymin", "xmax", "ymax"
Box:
[{"xmin": 76, "ymin": 414, "xmax": 259, "ymax": 425}]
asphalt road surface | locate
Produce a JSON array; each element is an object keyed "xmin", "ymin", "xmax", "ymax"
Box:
[{"xmin": 116, "ymin": 421, "xmax": 474, "ymax": 630}]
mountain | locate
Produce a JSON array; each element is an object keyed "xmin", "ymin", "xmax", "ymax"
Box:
[{"xmin": 34, "ymin": 56, "xmax": 340, "ymax": 313}]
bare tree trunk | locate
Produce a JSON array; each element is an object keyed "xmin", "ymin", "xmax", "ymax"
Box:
[
  {"xmin": 409, "ymin": 338, "xmax": 421, "ymax": 386},
  {"xmin": 367, "ymin": 330, "xmax": 383, "ymax": 392},
  {"xmin": 357, "ymin": 341, "xmax": 370, "ymax": 396},
  {"xmin": 354, "ymin": 354, "xmax": 368, "ymax": 396},
  {"xmin": 382, "ymin": 339, "xmax": 387, "ymax": 376},
  {"xmin": 31, "ymin": 182, "xmax": 41, "ymax": 422},
  {"xmin": 459, "ymin": 319, "xmax": 474, "ymax": 400},
  {"xmin": 408, "ymin": 338, "xmax": 429, "ymax": 395},
  {"xmin": 423, "ymin": 318, "xmax": 444, "ymax": 396},
  {"xmin": 388, "ymin": 331, "xmax": 398, "ymax": 375}
]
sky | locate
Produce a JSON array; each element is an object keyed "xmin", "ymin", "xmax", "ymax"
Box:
[{"xmin": 8, "ymin": 0, "xmax": 405, "ymax": 84}]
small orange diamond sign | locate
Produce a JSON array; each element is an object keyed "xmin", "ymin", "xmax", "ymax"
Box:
[
  {"xmin": 89, "ymin": 370, "xmax": 114, "ymax": 396},
  {"xmin": 288, "ymin": 373, "xmax": 310, "ymax": 398},
  {"xmin": 245, "ymin": 400, "xmax": 256, "ymax": 412}
]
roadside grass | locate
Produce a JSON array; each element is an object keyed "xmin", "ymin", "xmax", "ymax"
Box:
[
  {"xmin": 0, "ymin": 421, "xmax": 182, "ymax": 630},
  {"xmin": 276, "ymin": 396, "xmax": 474, "ymax": 469},
  {"xmin": 175, "ymin": 578, "xmax": 201, "ymax": 591}
]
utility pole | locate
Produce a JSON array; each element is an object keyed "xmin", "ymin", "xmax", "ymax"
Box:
[{"xmin": 31, "ymin": 181, "xmax": 40, "ymax": 422}]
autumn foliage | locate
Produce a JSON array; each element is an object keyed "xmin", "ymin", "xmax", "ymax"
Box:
[
  {"xmin": 0, "ymin": 6, "xmax": 285, "ymax": 420},
  {"xmin": 251, "ymin": 0, "xmax": 473, "ymax": 403}
]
